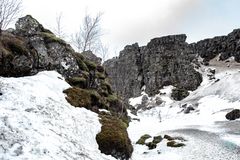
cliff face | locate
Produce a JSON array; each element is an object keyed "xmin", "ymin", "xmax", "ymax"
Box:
[
  {"xmin": 195, "ymin": 29, "xmax": 240, "ymax": 62},
  {"xmin": 104, "ymin": 34, "xmax": 202, "ymax": 100},
  {"xmin": 104, "ymin": 29, "xmax": 240, "ymax": 100}
]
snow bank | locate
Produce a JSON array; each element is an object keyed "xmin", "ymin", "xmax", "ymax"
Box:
[{"xmin": 0, "ymin": 71, "xmax": 115, "ymax": 160}]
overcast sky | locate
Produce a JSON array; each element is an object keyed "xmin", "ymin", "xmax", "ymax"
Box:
[{"xmin": 19, "ymin": 0, "xmax": 240, "ymax": 58}]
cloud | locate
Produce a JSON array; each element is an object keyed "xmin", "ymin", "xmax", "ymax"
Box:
[{"xmin": 106, "ymin": 0, "xmax": 201, "ymax": 47}]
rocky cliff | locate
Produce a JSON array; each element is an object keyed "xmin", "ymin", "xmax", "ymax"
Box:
[
  {"xmin": 104, "ymin": 29, "xmax": 240, "ymax": 101},
  {"xmin": 104, "ymin": 34, "xmax": 202, "ymax": 100}
]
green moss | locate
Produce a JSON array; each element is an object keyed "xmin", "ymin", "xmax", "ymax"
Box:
[
  {"xmin": 136, "ymin": 134, "xmax": 151, "ymax": 145},
  {"xmin": 153, "ymin": 135, "xmax": 163, "ymax": 144},
  {"xmin": 106, "ymin": 94, "xmax": 118, "ymax": 103},
  {"xmin": 96, "ymin": 114, "xmax": 133, "ymax": 160},
  {"xmin": 66, "ymin": 77, "xmax": 87, "ymax": 88},
  {"xmin": 63, "ymin": 87, "xmax": 103, "ymax": 110},
  {"xmin": 73, "ymin": 53, "xmax": 89, "ymax": 71},
  {"xmin": 85, "ymin": 60, "xmax": 97, "ymax": 70},
  {"xmin": 41, "ymin": 32, "xmax": 65, "ymax": 44},
  {"xmin": 96, "ymin": 72, "xmax": 105, "ymax": 79},
  {"xmin": 101, "ymin": 81, "xmax": 113, "ymax": 94},
  {"xmin": 171, "ymin": 88, "xmax": 189, "ymax": 101},
  {"xmin": 1, "ymin": 34, "xmax": 28, "ymax": 56},
  {"xmin": 167, "ymin": 141, "xmax": 185, "ymax": 147},
  {"xmin": 163, "ymin": 135, "xmax": 174, "ymax": 141},
  {"xmin": 63, "ymin": 87, "xmax": 92, "ymax": 109},
  {"xmin": 81, "ymin": 71, "xmax": 89, "ymax": 78}
]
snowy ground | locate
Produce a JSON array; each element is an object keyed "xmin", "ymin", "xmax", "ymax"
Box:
[
  {"xmin": 128, "ymin": 67, "xmax": 240, "ymax": 160},
  {"xmin": 0, "ymin": 71, "xmax": 116, "ymax": 160},
  {"xmin": 1, "ymin": 67, "xmax": 240, "ymax": 160}
]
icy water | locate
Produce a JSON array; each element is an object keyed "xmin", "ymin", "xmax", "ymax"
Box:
[{"xmin": 166, "ymin": 128, "xmax": 240, "ymax": 160}]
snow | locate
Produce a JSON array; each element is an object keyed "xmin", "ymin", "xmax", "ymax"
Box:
[
  {"xmin": 1, "ymin": 66, "xmax": 240, "ymax": 160},
  {"xmin": 128, "ymin": 67, "xmax": 240, "ymax": 159},
  {"xmin": 0, "ymin": 71, "xmax": 116, "ymax": 160}
]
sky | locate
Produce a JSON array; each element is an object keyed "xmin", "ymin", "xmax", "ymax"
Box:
[{"xmin": 13, "ymin": 0, "xmax": 240, "ymax": 58}]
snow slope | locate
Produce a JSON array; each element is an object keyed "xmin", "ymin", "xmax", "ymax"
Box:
[
  {"xmin": 0, "ymin": 71, "xmax": 116, "ymax": 160},
  {"xmin": 128, "ymin": 67, "xmax": 240, "ymax": 160}
]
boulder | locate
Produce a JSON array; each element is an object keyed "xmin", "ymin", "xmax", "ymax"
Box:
[
  {"xmin": 0, "ymin": 15, "xmax": 80, "ymax": 78},
  {"xmin": 184, "ymin": 106, "xmax": 195, "ymax": 114},
  {"xmin": 226, "ymin": 109, "xmax": 240, "ymax": 120},
  {"xmin": 81, "ymin": 51, "xmax": 102, "ymax": 65}
]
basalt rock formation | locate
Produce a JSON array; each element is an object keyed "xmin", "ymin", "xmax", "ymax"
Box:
[
  {"xmin": 104, "ymin": 34, "xmax": 202, "ymax": 100},
  {"xmin": 0, "ymin": 15, "xmax": 79, "ymax": 77},
  {"xmin": 104, "ymin": 29, "xmax": 240, "ymax": 100}
]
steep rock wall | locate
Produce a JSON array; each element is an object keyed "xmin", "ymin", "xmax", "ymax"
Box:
[{"xmin": 104, "ymin": 34, "xmax": 202, "ymax": 100}]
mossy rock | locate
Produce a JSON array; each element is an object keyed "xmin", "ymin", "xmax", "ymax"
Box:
[
  {"xmin": 96, "ymin": 65, "xmax": 105, "ymax": 73},
  {"xmin": 171, "ymin": 88, "xmax": 189, "ymax": 101},
  {"xmin": 63, "ymin": 87, "xmax": 104, "ymax": 110},
  {"xmin": 153, "ymin": 135, "xmax": 163, "ymax": 144},
  {"xmin": 106, "ymin": 94, "xmax": 118, "ymax": 103},
  {"xmin": 146, "ymin": 142, "xmax": 157, "ymax": 150},
  {"xmin": 73, "ymin": 53, "xmax": 89, "ymax": 71},
  {"xmin": 41, "ymin": 32, "xmax": 65, "ymax": 44},
  {"xmin": 85, "ymin": 59, "xmax": 97, "ymax": 70},
  {"xmin": 1, "ymin": 34, "xmax": 28, "ymax": 56},
  {"xmin": 101, "ymin": 81, "xmax": 113, "ymax": 94},
  {"xmin": 163, "ymin": 134, "xmax": 175, "ymax": 141},
  {"xmin": 66, "ymin": 77, "xmax": 87, "ymax": 88},
  {"xmin": 96, "ymin": 72, "xmax": 105, "ymax": 79},
  {"xmin": 136, "ymin": 134, "xmax": 151, "ymax": 145},
  {"xmin": 96, "ymin": 114, "xmax": 133, "ymax": 160},
  {"xmin": 167, "ymin": 141, "xmax": 185, "ymax": 148}
]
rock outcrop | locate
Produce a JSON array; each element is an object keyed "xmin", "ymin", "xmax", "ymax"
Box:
[
  {"xmin": 104, "ymin": 29, "xmax": 240, "ymax": 100},
  {"xmin": 0, "ymin": 15, "xmax": 79, "ymax": 77},
  {"xmin": 226, "ymin": 109, "xmax": 240, "ymax": 120},
  {"xmin": 195, "ymin": 29, "xmax": 240, "ymax": 62},
  {"xmin": 104, "ymin": 34, "xmax": 202, "ymax": 100}
]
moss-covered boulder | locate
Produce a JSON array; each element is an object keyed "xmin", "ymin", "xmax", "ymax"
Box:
[
  {"xmin": 163, "ymin": 134, "xmax": 175, "ymax": 141},
  {"xmin": 136, "ymin": 134, "xmax": 151, "ymax": 145},
  {"xmin": 96, "ymin": 114, "xmax": 133, "ymax": 160},
  {"xmin": 63, "ymin": 87, "xmax": 105, "ymax": 111},
  {"xmin": 152, "ymin": 135, "xmax": 163, "ymax": 144},
  {"xmin": 136, "ymin": 134, "xmax": 163, "ymax": 150},
  {"xmin": 167, "ymin": 141, "xmax": 185, "ymax": 147},
  {"xmin": 66, "ymin": 77, "xmax": 87, "ymax": 88},
  {"xmin": 171, "ymin": 88, "xmax": 189, "ymax": 101}
]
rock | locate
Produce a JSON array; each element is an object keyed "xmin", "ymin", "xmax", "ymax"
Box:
[
  {"xmin": 81, "ymin": 51, "xmax": 102, "ymax": 65},
  {"xmin": 155, "ymin": 96, "xmax": 163, "ymax": 105},
  {"xmin": 0, "ymin": 15, "xmax": 80, "ymax": 78},
  {"xmin": 104, "ymin": 29, "xmax": 240, "ymax": 101},
  {"xmin": 195, "ymin": 29, "xmax": 240, "ymax": 62},
  {"xmin": 136, "ymin": 134, "xmax": 151, "ymax": 145},
  {"xmin": 167, "ymin": 141, "xmax": 185, "ymax": 148},
  {"xmin": 152, "ymin": 135, "xmax": 163, "ymax": 144},
  {"xmin": 184, "ymin": 106, "xmax": 195, "ymax": 114},
  {"xmin": 171, "ymin": 88, "xmax": 189, "ymax": 101},
  {"xmin": 146, "ymin": 142, "xmax": 157, "ymax": 150},
  {"xmin": 104, "ymin": 35, "xmax": 202, "ymax": 100},
  {"xmin": 96, "ymin": 114, "xmax": 133, "ymax": 160},
  {"xmin": 141, "ymin": 95, "xmax": 149, "ymax": 105},
  {"xmin": 226, "ymin": 109, "xmax": 240, "ymax": 120},
  {"xmin": 164, "ymin": 135, "xmax": 174, "ymax": 141}
]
